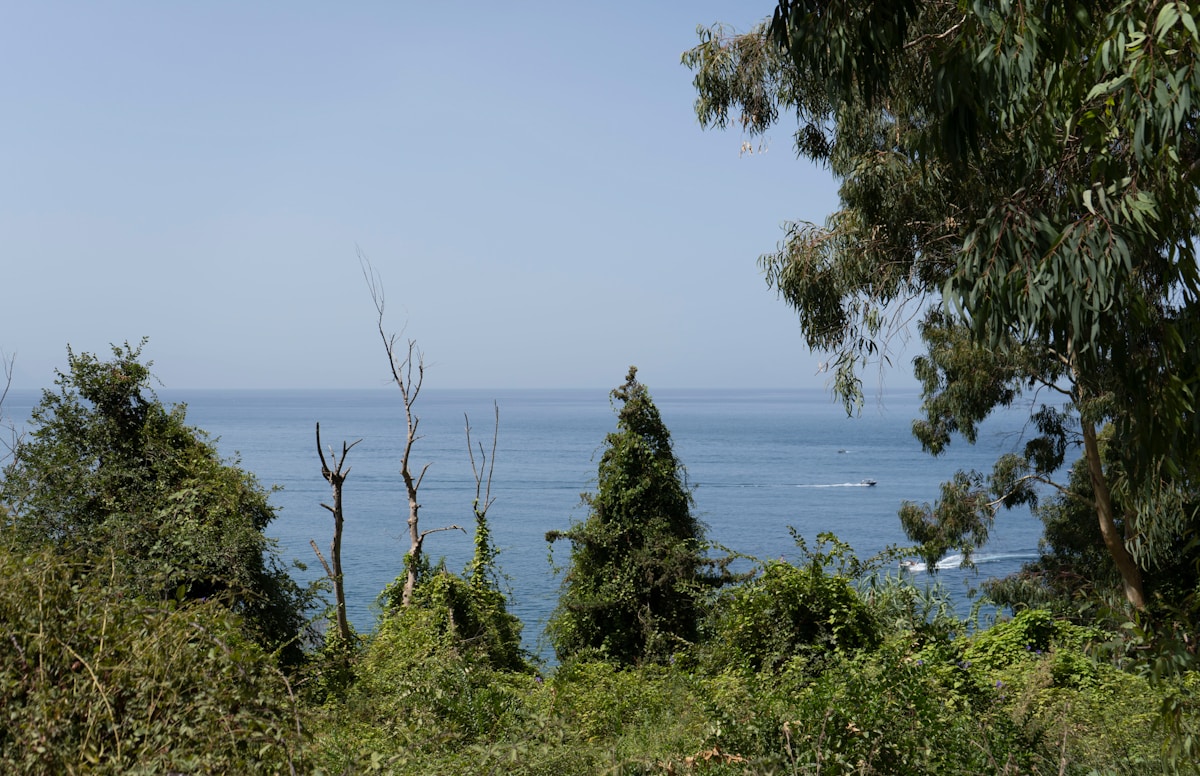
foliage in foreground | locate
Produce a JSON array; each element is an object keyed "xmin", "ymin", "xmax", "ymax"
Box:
[
  {"xmin": 305, "ymin": 544, "xmax": 1198, "ymax": 775},
  {"xmin": 0, "ymin": 542, "xmax": 305, "ymax": 774},
  {"xmin": 2, "ymin": 511, "xmax": 1192, "ymax": 774},
  {"xmin": 2, "ymin": 348, "xmax": 1194, "ymax": 773}
]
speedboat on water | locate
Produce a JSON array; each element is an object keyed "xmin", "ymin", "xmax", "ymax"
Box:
[
  {"xmin": 861, "ymin": 478, "xmax": 877, "ymax": 486},
  {"xmin": 900, "ymin": 554, "xmax": 965, "ymax": 573}
]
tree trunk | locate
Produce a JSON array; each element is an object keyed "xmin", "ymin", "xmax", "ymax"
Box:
[
  {"xmin": 1081, "ymin": 418, "xmax": 1146, "ymax": 609},
  {"xmin": 316, "ymin": 422, "xmax": 359, "ymax": 643},
  {"xmin": 402, "ymin": 465, "xmax": 422, "ymax": 607},
  {"xmin": 329, "ymin": 475, "xmax": 350, "ymax": 642}
]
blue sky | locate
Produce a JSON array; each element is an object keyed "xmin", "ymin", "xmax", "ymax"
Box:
[{"xmin": 1, "ymin": 2, "xmax": 917, "ymax": 392}]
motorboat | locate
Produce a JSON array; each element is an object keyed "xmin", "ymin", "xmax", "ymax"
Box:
[{"xmin": 861, "ymin": 478, "xmax": 877, "ymax": 486}]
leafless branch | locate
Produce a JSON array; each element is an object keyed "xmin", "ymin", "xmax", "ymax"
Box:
[
  {"xmin": 465, "ymin": 402, "xmax": 500, "ymax": 518},
  {"xmin": 314, "ymin": 421, "xmax": 360, "ymax": 642},
  {"xmin": 0, "ymin": 350, "xmax": 20, "ymax": 468},
  {"xmin": 360, "ymin": 248, "xmax": 447, "ymax": 608},
  {"xmin": 904, "ymin": 15, "xmax": 968, "ymax": 50},
  {"xmin": 309, "ymin": 539, "xmax": 334, "ymax": 579},
  {"xmin": 984, "ymin": 472, "xmax": 1081, "ymax": 512},
  {"xmin": 421, "ymin": 524, "xmax": 466, "ymax": 541}
]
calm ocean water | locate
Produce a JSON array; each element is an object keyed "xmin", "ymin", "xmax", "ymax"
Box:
[{"xmin": 4, "ymin": 387, "xmax": 1053, "ymax": 657}]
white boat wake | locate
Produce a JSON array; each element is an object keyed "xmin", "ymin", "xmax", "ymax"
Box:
[
  {"xmin": 796, "ymin": 481, "xmax": 876, "ymax": 488},
  {"xmin": 900, "ymin": 552, "xmax": 1038, "ymax": 573}
]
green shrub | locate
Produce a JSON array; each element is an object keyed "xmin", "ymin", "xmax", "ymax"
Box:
[
  {"xmin": 963, "ymin": 609, "xmax": 1103, "ymax": 674},
  {"xmin": 704, "ymin": 542, "xmax": 881, "ymax": 673},
  {"xmin": 0, "ymin": 342, "xmax": 311, "ymax": 664},
  {"xmin": 546, "ymin": 368, "xmax": 727, "ymax": 665},
  {"xmin": 0, "ymin": 545, "xmax": 304, "ymax": 774},
  {"xmin": 408, "ymin": 568, "xmax": 527, "ymax": 672}
]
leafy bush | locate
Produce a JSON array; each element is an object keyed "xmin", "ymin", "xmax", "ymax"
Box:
[
  {"xmin": 703, "ymin": 534, "xmax": 882, "ymax": 673},
  {"xmin": 0, "ymin": 543, "xmax": 305, "ymax": 774},
  {"xmin": 380, "ymin": 567, "xmax": 527, "ymax": 673},
  {"xmin": 0, "ymin": 342, "xmax": 311, "ymax": 664},
  {"xmin": 963, "ymin": 609, "xmax": 1102, "ymax": 675}
]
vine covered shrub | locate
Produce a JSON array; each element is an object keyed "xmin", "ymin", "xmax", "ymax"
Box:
[
  {"xmin": 705, "ymin": 534, "xmax": 881, "ymax": 673},
  {"xmin": 383, "ymin": 567, "xmax": 527, "ymax": 672},
  {"xmin": 0, "ymin": 544, "xmax": 304, "ymax": 774},
  {"xmin": 0, "ymin": 342, "xmax": 310, "ymax": 664},
  {"xmin": 312, "ymin": 592, "xmax": 542, "ymax": 773},
  {"xmin": 547, "ymin": 367, "xmax": 727, "ymax": 665},
  {"xmin": 963, "ymin": 608, "xmax": 1103, "ymax": 679}
]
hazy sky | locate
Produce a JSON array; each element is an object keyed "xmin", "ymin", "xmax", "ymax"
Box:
[{"xmin": 1, "ymin": 2, "xmax": 917, "ymax": 392}]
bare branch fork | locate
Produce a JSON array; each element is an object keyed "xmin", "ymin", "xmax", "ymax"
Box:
[
  {"xmin": 314, "ymin": 421, "xmax": 361, "ymax": 643},
  {"xmin": 359, "ymin": 248, "xmax": 464, "ymax": 608},
  {"xmin": 466, "ymin": 403, "xmax": 499, "ymax": 517},
  {"xmin": 465, "ymin": 403, "xmax": 500, "ymax": 585}
]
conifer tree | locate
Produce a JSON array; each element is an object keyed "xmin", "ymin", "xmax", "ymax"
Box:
[{"xmin": 547, "ymin": 367, "xmax": 718, "ymax": 664}]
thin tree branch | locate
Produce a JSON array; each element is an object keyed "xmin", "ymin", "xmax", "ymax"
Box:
[{"xmin": 309, "ymin": 539, "xmax": 334, "ymax": 579}]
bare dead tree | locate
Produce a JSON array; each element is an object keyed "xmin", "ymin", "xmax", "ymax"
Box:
[
  {"xmin": 465, "ymin": 403, "xmax": 500, "ymax": 588},
  {"xmin": 314, "ymin": 422, "xmax": 361, "ymax": 643},
  {"xmin": 361, "ymin": 252, "xmax": 462, "ymax": 608}
]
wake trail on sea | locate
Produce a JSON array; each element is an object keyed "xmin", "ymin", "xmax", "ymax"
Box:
[{"xmin": 899, "ymin": 552, "xmax": 1039, "ymax": 573}]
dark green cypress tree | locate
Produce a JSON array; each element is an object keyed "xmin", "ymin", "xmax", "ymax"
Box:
[{"xmin": 546, "ymin": 367, "xmax": 719, "ymax": 664}]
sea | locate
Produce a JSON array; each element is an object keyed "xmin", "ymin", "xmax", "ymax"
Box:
[{"xmin": 3, "ymin": 387, "xmax": 1054, "ymax": 659}]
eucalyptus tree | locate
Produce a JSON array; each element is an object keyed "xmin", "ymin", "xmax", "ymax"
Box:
[{"xmin": 684, "ymin": 1, "xmax": 1200, "ymax": 609}]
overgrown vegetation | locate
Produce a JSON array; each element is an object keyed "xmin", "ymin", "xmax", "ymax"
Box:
[
  {"xmin": 0, "ymin": 350, "xmax": 1196, "ymax": 773},
  {"xmin": 5, "ymin": 1, "xmax": 1200, "ymax": 767},
  {"xmin": 0, "ymin": 537, "xmax": 305, "ymax": 774},
  {"xmin": 546, "ymin": 367, "xmax": 729, "ymax": 665},
  {"xmin": 0, "ymin": 341, "xmax": 310, "ymax": 666}
]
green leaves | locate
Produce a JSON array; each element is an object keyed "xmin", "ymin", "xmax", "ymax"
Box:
[
  {"xmin": 0, "ymin": 542, "xmax": 303, "ymax": 773},
  {"xmin": 546, "ymin": 368, "xmax": 725, "ymax": 665},
  {"xmin": 0, "ymin": 343, "xmax": 310, "ymax": 666},
  {"xmin": 690, "ymin": 1, "xmax": 1200, "ymax": 613},
  {"xmin": 705, "ymin": 540, "xmax": 882, "ymax": 674}
]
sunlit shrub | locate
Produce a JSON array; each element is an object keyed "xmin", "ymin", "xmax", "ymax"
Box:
[
  {"xmin": 0, "ymin": 545, "xmax": 304, "ymax": 774},
  {"xmin": 704, "ymin": 556, "xmax": 880, "ymax": 673}
]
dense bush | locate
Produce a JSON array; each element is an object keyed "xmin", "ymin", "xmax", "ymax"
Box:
[
  {"xmin": 546, "ymin": 367, "xmax": 728, "ymax": 665},
  {"xmin": 705, "ymin": 557, "xmax": 880, "ymax": 673},
  {"xmin": 379, "ymin": 567, "xmax": 527, "ymax": 674},
  {"xmin": 0, "ymin": 342, "xmax": 310, "ymax": 664},
  {"xmin": 702, "ymin": 533, "xmax": 885, "ymax": 674},
  {"xmin": 0, "ymin": 543, "xmax": 305, "ymax": 774}
]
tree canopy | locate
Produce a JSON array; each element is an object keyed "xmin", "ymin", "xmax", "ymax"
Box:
[
  {"xmin": 684, "ymin": 0, "xmax": 1200, "ymax": 609},
  {"xmin": 0, "ymin": 341, "xmax": 309, "ymax": 663}
]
